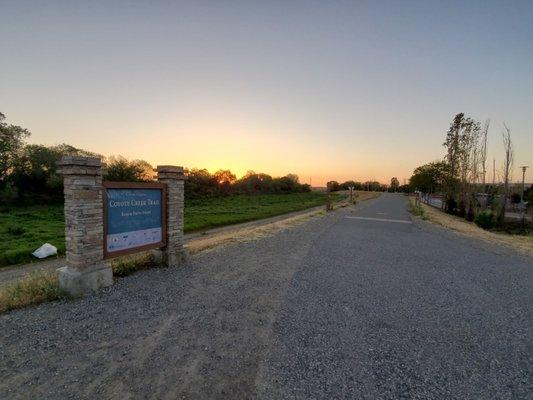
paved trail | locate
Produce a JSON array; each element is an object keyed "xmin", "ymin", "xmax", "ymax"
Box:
[{"xmin": 1, "ymin": 194, "xmax": 531, "ymax": 399}]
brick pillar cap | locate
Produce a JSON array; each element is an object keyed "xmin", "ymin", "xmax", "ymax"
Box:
[
  {"xmin": 58, "ymin": 156, "xmax": 102, "ymax": 167},
  {"xmin": 156, "ymin": 165, "xmax": 186, "ymax": 180},
  {"xmin": 157, "ymin": 165, "xmax": 184, "ymax": 173}
]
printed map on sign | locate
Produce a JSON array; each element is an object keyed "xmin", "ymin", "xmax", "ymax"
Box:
[{"xmin": 106, "ymin": 188, "xmax": 163, "ymax": 253}]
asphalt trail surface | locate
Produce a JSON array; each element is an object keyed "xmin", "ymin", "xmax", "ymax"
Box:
[{"xmin": 1, "ymin": 194, "xmax": 531, "ymax": 399}]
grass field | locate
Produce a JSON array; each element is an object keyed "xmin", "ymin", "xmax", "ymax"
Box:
[
  {"xmin": 0, "ymin": 192, "xmax": 338, "ymax": 267},
  {"xmin": 184, "ymin": 192, "xmax": 338, "ymax": 231},
  {"xmin": 0, "ymin": 205, "xmax": 66, "ymax": 267}
]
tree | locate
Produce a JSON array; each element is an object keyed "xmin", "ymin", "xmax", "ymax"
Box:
[
  {"xmin": 0, "ymin": 112, "xmax": 31, "ymax": 184},
  {"xmin": 480, "ymin": 119, "xmax": 490, "ymax": 190},
  {"xmin": 213, "ymin": 169, "xmax": 236, "ymax": 185},
  {"xmin": 213, "ymin": 169, "xmax": 236, "ymax": 195},
  {"xmin": 442, "ymin": 113, "xmax": 481, "ymax": 215},
  {"xmin": 398, "ymin": 184, "xmax": 410, "ymax": 193},
  {"xmin": 459, "ymin": 118, "xmax": 481, "ymax": 219},
  {"xmin": 498, "ymin": 124, "xmax": 513, "ymax": 225},
  {"xmin": 409, "ymin": 161, "xmax": 450, "ymax": 194},
  {"xmin": 7, "ymin": 143, "xmax": 99, "ymax": 202},
  {"xmin": 443, "ymin": 113, "xmax": 465, "ymax": 199},
  {"xmin": 103, "ymin": 156, "xmax": 154, "ymax": 182},
  {"xmin": 235, "ymin": 171, "xmax": 274, "ymax": 194},
  {"xmin": 285, "ymin": 174, "xmax": 300, "ymax": 184},
  {"xmin": 185, "ymin": 168, "xmax": 218, "ymax": 198},
  {"xmin": 390, "ymin": 177, "xmax": 399, "ymax": 192},
  {"xmin": 326, "ymin": 181, "xmax": 341, "ymax": 192}
]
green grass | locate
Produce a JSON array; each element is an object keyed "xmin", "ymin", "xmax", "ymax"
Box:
[
  {"xmin": 0, "ymin": 192, "xmax": 337, "ymax": 267},
  {"xmin": 0, "ymin": 204, "xmax": 65, "ymax": 267},
  {"xmin": 184, "ymin": 192, "xmax": 338, "ymax": 232}
]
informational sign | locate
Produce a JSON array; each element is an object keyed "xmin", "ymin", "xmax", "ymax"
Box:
[{"xmin": 103, "ymin": 182, "xmax": 166, "ymax": 258}]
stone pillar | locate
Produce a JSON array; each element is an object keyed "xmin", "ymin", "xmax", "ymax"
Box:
[
  {"xmin": 157, "ymin": 165, "xmax": 186, "ymax": 266},
  {"xmin": 57, "ymin": 156, "xmax": 113, "ymax": 296}
]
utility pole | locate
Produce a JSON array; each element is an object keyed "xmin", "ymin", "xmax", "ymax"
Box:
[
  {"xmin": 520, "ymin": 166, "xmax": 529, "ymax": 201},
  {"xmin": 492, "ymin": 158, "xmax": 496, "ymax": 185}
]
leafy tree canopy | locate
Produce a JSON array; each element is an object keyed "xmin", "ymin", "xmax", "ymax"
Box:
[{"xmin": 409, "ymin": 161, "xmax": 450, "ymax": 193}]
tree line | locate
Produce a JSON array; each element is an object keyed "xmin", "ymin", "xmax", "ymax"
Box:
[
  {"xmin": 0, "ymin": 113, "xmax": 310, "ymax": 204},
  {"xmin": 326, "ymin": 180, "xmax": 392, "ymax": 192}
]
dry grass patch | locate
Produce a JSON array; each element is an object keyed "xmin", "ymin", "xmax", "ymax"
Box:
[
  {"xmin": 187, "ymin": 209, "xmax": 326, "ymax": 255},
  {"xmin": 110, "ymin": 252, "xmax": 158, "ymax": 277},
  {"xmin": 409, "ymin": 197, "xmax": 533, "ymax": 257},
  {"xmin": 0, "ymin": 271, "xmax": 67, "ymax": 313},
  {"xmin": 0, "ymin": 253, "xmax": 161, "ymax": 314}
]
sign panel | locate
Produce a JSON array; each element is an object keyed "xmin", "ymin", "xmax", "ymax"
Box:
[{"xmin": 103, "ymin": 182, "xmax": 166, "ymax": 258}]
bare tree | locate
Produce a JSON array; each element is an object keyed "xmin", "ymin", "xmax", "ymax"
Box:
[
  {"xmin": 498, "ymin": 124, "xmax": 513, "ymax": 225},
  {"xmin": 480, "ymin": 119, "xmax": 490, "ymax": 190}
]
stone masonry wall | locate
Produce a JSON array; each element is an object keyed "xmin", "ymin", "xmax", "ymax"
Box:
[
  {"xmin": 58, "ymin": 156, "xmax": 104, "ymax": 269},
  {"xmin": 157, "ymin": 165, "xmax": 186, "ymax": 266}
]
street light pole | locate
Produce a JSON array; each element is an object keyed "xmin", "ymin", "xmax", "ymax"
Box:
[{"xmin": 520, "ymin": 166, "xmax": 529, "ymax": 201}]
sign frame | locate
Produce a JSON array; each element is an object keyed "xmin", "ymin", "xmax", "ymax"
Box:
[{"xmin": 103, "ymin": 181, "xmax": 167, "ymax": 259}]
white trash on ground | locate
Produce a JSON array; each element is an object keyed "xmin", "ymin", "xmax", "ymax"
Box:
[{"xmin": 32, "ymin": 243, "xmax": 58, "ymax": 259}]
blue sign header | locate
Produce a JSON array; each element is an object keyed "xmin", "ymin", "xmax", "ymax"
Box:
[{"xmin": 105, "ymin": 188, "xmax": 163, "ymax": 253}]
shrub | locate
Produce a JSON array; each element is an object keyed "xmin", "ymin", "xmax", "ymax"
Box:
[
  {"xmin": 511, "ymin": 193, "xmax": 521, "ymax": 204},
  {"xmin": 474, "ymin": 211, "xmax": 495, "ymax": 230}
]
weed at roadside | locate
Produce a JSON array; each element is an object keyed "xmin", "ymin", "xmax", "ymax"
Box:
[
  {"xmin": 409, "ymin": 198, "xmax": 426, "ymax": 220},
  {"xmin": 0, "ymin": 271, "xmax": 67, "ymax": 313},
  {"xmin": 110, "ymin": 252, "xmax": 158, "ymax": 277}
]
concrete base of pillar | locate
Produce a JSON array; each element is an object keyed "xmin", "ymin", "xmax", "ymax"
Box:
[
  {"xmin": 57, "ymin": 264, "xmax": 113, "ymax": 297},
  {"xmin": 157, "ymin": 247, "xmax": 188, "ymax": 267}
]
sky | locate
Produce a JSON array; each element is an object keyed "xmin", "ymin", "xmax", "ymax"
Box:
[{"xmin": 1, "ymin": 0, "xmax": 532, "ymax": 186}]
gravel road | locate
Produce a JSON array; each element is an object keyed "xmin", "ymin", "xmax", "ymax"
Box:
[{"xmin": 1, "ymin": 194, "xmax": 531, "ymax": 399}]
